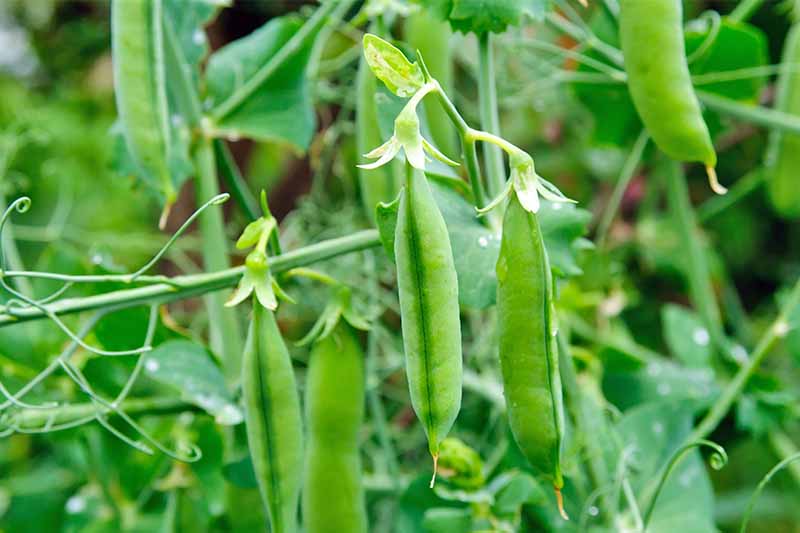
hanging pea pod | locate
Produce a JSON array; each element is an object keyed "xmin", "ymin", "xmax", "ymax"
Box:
[
  {"xmin": 111, "ymin": 0, "xmax": 176, "ymax": 214},
  {"xmin": 619, "ymin": 0, "xmax": 723, "ymax": 193},
  {"xmin": 242, "ymin": 301, "xmax": 303, "ymax": 533},
  {"xmin": 395, "ymin": 166, "xmax": 463, "ymax": 481},
  {"xmin": 766, "ymin": 23, "xmax": 800, "ymax": 218},
  {"xmin": 496, "ymin": 193, "xmax": 567, "ymax": 518},
  {"xmin": 302, "ymin": 322, "xmax": 368, "ymax": 533}
]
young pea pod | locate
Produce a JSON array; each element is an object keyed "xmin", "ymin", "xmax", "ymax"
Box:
[
  {"xmin": 766, "ymin": 23, "xmax": 800, "ymax": 218},
  {"xmin": 302, "ymin": 323, "xmax": 368, "ymax": 533},
  {"xmin": 111, "ymin": 0, "xmax": 175, "ymax": 207},
  {"xmin": 619, "ymin": 0, "xmax": 721, "ymax": 192},
  {"xmin": 242, "ymin": 301, "xmax": 303, "ymax": 533},
  {"xmin": 496, "ymin": 194, "xmax": 566, "ymax": 515},
  {"xmin": 395, "ymin": 167, "xmax": 463, "ymax": 477}
]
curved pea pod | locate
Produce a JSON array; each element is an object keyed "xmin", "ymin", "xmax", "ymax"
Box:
[
  {"xmin": 395, "ymin": 167, "xmax": 463, "ymax": 473},
  {"xmin": 111, "ymin": 0, "xmax": 175, "ymax": 206},
  {"xmin": 302, "ymin": 324, "xmax": 367, "ymax": 533},
  {"xmin": 356, "ymin": 48, "xmax": 402, "ymax": 222},
  {"xmin": 766, "ymin": 23, "xmax": 800, "ymax": 218},
  {"xmin": 496, "ymin": 195, "xmax": 565, "ymax": 495},
  {"xmin": 619, "ymin": 1, "xmax": 716, "ymax": 171},
  {"xmin": 242, "ymin": 302, "xmax": 303, "ymax": 533}
]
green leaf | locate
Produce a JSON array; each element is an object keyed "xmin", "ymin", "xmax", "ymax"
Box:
[
  {"xmin": 363, "ymin": 34, "xmax": 424, "ymax": 97},
  {"xmin": 661, "ymin": 304, "xmax": 713, "ymax": 368},
  {"xmin": 144, "ymin": 340, "xmax": 243, "ymax": 425},
  {"xmin": 398, "ymin": 475, "xmax": 466, "ymax": 533},
  {"xmin": 492, "ymin": 471, "xmax": 541, "ymax": 517},
  {"xmin": 616, "ymin": 401, "xmax": 717, "ymax": 533},
  {"xmin": 222, "ymin": 456, "xmax": 259, "ymax": 489},
  {"xmin": 206, "ymin": 15, "xmax": 317, "ymax": 150},
  {"xmin": 422, "ymin": 508, "xmax": 472, "ymax": 533},
  {"xmin": 686, "ymin": 18, "xmax": 768, "ymax": 102}
]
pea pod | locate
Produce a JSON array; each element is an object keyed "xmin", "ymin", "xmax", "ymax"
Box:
[
  {"xmin": 496, "ymin": 194, "xmax": 566, "ymax": 513},
  {"xmin": 619, "ymin": 0, "xmax": 721, "ymax": 192},
  {"xmin": 111, "ymin": 0, "xmax": 175, "ymax": 205},
  {"xmin": 766, "ymin": 23, "xmax": 800, "ymax": 218},
  {"xmin": 242, "ymin": 301, "xmax": 303, "ymax": 533},
  {"xmin": 356, "ymin": 46, "xmax": 402, "ymax": 222},
  {"xmin": 395, "ymin": 167, "xmax": 462, "ymax": 477},
  {"xmin": 302, "ymin": 324, "xmax": 367, "ymax": 533}
]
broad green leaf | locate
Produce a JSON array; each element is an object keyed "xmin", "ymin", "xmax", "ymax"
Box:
[
  {"xmin": 422, "ymin": 508, "xmax": 472, "ymax": 533},
  {"xmin": 222, "ymin": 456, "xmax": 259, "ymax": 489},
  {"xmin": 604, "ymin": 359, "xmax": 719, "ymax": 412},
  {"xmin": 661, "ymin": 304, "xmax": 713, "ymax": 368},
  {"xmin": 686, "ymin": 18, "xmax": 768, "ymax": 102},
  {"xmin": 144, "ymin": 340, "xmax": 243, "ymax": 425},
  {"xmin": 429, "ymin": 0, "xmax": 551, "ymax": 34},
  {"xmin": 616, "ymin": 401, "xmax": 717, "ymax": 533},
  {"xmin": 206, "ymin": 15, "xmax": 317, "ymax": 150},
  {"xmin": 398, "ymin": 475, "xmax": 467, "ymax": 533},
  {"xmin": 363, "ymin": 34, "xmax": 424, "ymax": 97}
]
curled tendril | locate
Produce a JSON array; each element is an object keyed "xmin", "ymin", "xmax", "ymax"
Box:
[
  {"xmin": 686, "ymin": 10, "xmax": 722, "ymax": 65},
  {"xmin": 740, "ymin": 451, "xmax": 800, "ymax": 533},
  {"xmin": 642, "ymin": 439, "xmax": 728, "ymax": 529}
]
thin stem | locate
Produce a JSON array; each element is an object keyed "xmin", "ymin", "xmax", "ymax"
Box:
[
  {"xmin": 767, "ymin": 430, "xmax": 800, "ymax": 488},
  {"xmin": 0, "ymin": 230, "xmax": 381, "ymax": 326},
  {"xmin": 214, "ymin": 139, "xmax": 259, "ymax": 221},
  {"xmin": 546, "ymin": 12, "xmax": 625, "ymax": 68},
  {"xmin": 193, "ymin": 137, "xmax": 243, "ymax": 383},
  {"xmin": 698, "ymin": 91, "xmax": 800, "ymax": 136},
  {"xmin": 729, "ymin": 0, "xmax": 765, "ymax": 23},
  {"xmin": 596, "ymin": 130, "xmax": 648, "ymax": 248},
  {"xmin": 689, "ymin": 277, "xmax": 800, "ymax": 442},
  {"xmin": 477, "ymin": 33, "xmax": 506, "ymax": 198},
  {"xmin": 664, "ymin": 160, "xmax": 727, "ymax": 359}
]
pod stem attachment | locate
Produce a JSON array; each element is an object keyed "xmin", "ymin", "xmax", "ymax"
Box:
[
  {"xmin": 554, "ymin": 486, "xmax": 569, "ymax": 521},
  {"xmin": 706, "ymin": 166, "xmax": 728, "ymax": 195},
  {"xmin": 430, "ymin": 453, "xmax": 439, "ymax": 488}
]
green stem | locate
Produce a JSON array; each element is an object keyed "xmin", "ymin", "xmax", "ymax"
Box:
[
  {"xmin": 210, "ymin": 0, "xmax": 345, "ymax": 123},
  {"xmin": 569, "ymin": 314, "xmax": 660, "ymax": 365},
  {"xmin": 689, "ymin": 277, "xmax": 800, "ymax": 442},
  {"xmin": 698, "ymin": 91, "xmax": 800, "ymax": 136},
  {"xmin": 596, "ymin": 130, "xmax": 648, "ymax": 248},
  {"xmin": 4, "ymin": 396, "xmax": 193, "ymax": 431},
  {"xmin": 663, "ymin": 159, "xmax": 727, "ymax": 358},
  {"xmin": 213, "ymin": 139, "xmax": 259, "ymax": 221},
  {"xmin": 729, "ymin": 0, "xmax": 765, "ymax": 23},
  {"xmin": 194, "ymin": 137, "xmax": 243, "ymax": 383},
  {"xmin": 0, "ymin": 230, "xmax": 380, "ymax": 326},
  {"xmin": 546, "ymin": 12, "xmax": 625, "ymax": 68},
  {"xmin": 477, "ymin": 32, "xmax": 506, "ymax": 198},
  {"xmin": 768, "ymin": 430, "xmax": 800, "ymax": 488}
]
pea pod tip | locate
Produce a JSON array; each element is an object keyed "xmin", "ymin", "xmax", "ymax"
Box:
[{"xmin": 554, "ymin": 486, "xmax": 569, "ymax": 521}]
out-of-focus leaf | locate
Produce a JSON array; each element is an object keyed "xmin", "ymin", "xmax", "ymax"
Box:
[
  {"xmin": 398, "ymin": 475, "xmax": 466, "ymax": 533},
  {"xmin": 428, "ymin": 0, "xmax": 551, "ymax": 34},
  {"xmin": 686, "ymin": 18, "xmax": 768, "ymax": 102},
  {"xmin": 222, "ymin": 455, "xmax": 258, "ymax": 489},
  {"xmin": 143, "ymin": 340, "xmax": 242, "ymax": 425},
  {"xmin": 422, "ymin": 507, "xmax": 472, "ymax": 533},
  {"xmin": 661, "ymin": 304, "xmax": 713, "ymax": 368},
  {"xmin": 205, "ymin": 15, "xmax": 317, "ymax": 150}
]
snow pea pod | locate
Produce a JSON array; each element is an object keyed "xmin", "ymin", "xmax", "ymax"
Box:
[
  {"xmin": 111, "ymin": 0, "xmax": 175, "ymax": 205},
  {"xmin": 302, "ymin": 324, "xmax": 367, "ymax": 533},
  {"xmin": 242, "ymin": 301, "xmax": 303, "ymax": 533},
  {"xmin": 619, "ymin": 0, "xmax": 720, "ymax": 191},
  {"xmin": 766, "ymin": 23, "xmax": 800, "ymax": 218},
  {"xmin": 496, "ymin": 194, "xmax": 566, "ymax": 513},
  {"xmin": 395, "ymin": 167, "xmax": 462, "ymax": 480}
]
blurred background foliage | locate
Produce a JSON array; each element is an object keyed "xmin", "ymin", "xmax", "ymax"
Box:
[{"xmin": 0, "ymin": 0, "xmax": 799, "ymax": 532}]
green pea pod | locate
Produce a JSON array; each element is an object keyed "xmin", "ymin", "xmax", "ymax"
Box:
[
  {"xmin": 395, "ymin": 167, "xmax": 462, "ymax": 476},
  {"xmin": 405, "ymin": 12, "xmax": 458, "ymax": 159},
  {"xmin": 496, "ymin": 195, "xmax": 566, "ymax": 509},
  {"xmin": 302, "ymin": 324, "xmax": 367, "ymax": 533},
  {"xmin": 766, "ymin": 23, "xmax": 800, "ymax": 218},
  {"xmin": 619, "ymin": 0, "xmax": 717, "ymax": 181},
  {"xmin": 111, "ymin": 0, "xmax": 175, "ymax": 205},
  {"xmin": 356, "ymin": 43, "xmax": 402, "ymax": 223},
  {"xmin": 242, "ymin": 301, "xmax": 303, "ymax": 533}
]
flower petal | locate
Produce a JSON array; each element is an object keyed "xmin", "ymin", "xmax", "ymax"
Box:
[
  {"xmin": 422, "ymin": 138, "xmax": 459, "ymax": 167},
  {"xmin": 476, "ymin": 178, "xmax": 513, "ymax": 216},
  {"xmin": 253, "ymin": 277, "xmax": 278, "ymax": 311},
  {"xmin": 514, "ymin": 177, "xmax": 540, "ymax": 214},
  {"xmin": 225, "ymin": 274, "xmax": 254, "ymax": 307},
  {"xmin": 404, "ymin": 139, "xmax": 427, "ymax": 169},
  {"xmin": 363, "ymin": 137, "xmax": 397, "ymax": 159},
  {"xmin": 357, "ymin": 141, "xmax": 400, "ymax": 170}
]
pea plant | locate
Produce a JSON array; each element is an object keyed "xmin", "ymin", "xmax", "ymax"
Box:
[{"xmin": 2, "ymin": 0, "xmax": 800, "ymax": 531}]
